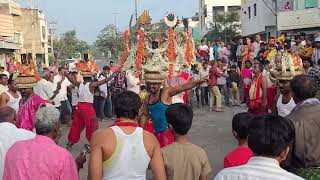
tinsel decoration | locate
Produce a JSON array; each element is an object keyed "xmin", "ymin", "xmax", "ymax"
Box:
[
  {"xmin": 185, "ymin": 32, "xmax": 192, "ymax": 65},
  {"xmin": 76, "ymin": 61, "xmax": 99, "ymax": 73},
  {"xmin": 136, "ymin": 28, "xmax": 145, "ymax": 73},
  {"xmin": 167, "ymin": 28, "xmax": 176, "ymax": 79},
  {"xmin": 120, "ymin": 30, "xmax": 129, "ymax": 67},
  {"xmin": 15, "ymin": 62, "xmax": 40, "ymax": 80}
]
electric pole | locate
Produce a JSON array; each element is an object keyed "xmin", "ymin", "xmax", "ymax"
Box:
[
  {"xmin": 275, "ymin": 0, "xmax": 278, "ymax": 37},
  {"xmin": 135, "ymin": 0, "xmax": 138, "ymax": 23},
  {"xmin": 112, "ymin": 12, "xmax": 120, "ymax": 39},
  {"xmin": 112, "ymin": 12, "xmax": 120, "ymax": 59}
]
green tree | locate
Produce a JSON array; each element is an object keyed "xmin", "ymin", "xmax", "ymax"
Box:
[
  {"xmin": 95, "ymin": 24, "xmax": 123, "ymax": 58},
  {"xmin": 53, "ymin": 30, "xmax": 89, "ymax": 61},
  {"xmin": 207, "ymin": 11, "xmax": 241, "ymax": 42}
]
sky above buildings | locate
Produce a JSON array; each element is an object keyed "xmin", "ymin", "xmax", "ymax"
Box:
[{"xmin": 22, "ymin": 0, "xmax": 198, "ymax": 44}]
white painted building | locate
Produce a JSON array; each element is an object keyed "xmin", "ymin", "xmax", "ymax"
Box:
[
  {"xmin": 241, "ymin": 0, "xmax": 277, "ymax": 39},
  {"xmin": 242, "ymin": 0, "xmax": 320, "ymax": 39},
  {"xmin": 277, "ymin": 0, "xmax": 320, "ymax": 35},
  {"xmin": 199, "ymin": 0, "xmax": 241, "ymax": 33}
]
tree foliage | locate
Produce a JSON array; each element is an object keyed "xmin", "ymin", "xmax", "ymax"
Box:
[
  {"xmin": 95, "ymin": 24, "xmax": 123, "ymax": 58},
  {"xmin": 207, "ymin": 11, "xmax": 241, "ymax": 42},
  {"xmin": 53, "ymin": 30, "xmax": 89, "ymax": 61}
]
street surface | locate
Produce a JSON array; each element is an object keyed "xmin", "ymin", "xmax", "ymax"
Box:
[{"xmin": 59, "ymin": 104, "xmax": 247, "ymax": 179}]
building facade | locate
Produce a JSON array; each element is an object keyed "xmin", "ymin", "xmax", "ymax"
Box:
[
  {"xmin": 241, "ymin": 0, "xmax": 277, "ymax": 39},
  {"xmin": 14, "ymin": 8, "xmax": 49, "ymax": 67},
  {"xmin": 277, "ymin": 0, "xmax": 320, "ymax": 35},
  {"xmin": 241, "ymin": 0, "xmax": 320, "ymax": 39},
  {"xmin": 199, "ymin": 0, "xmax": 241, "ymax": 33},
  {"xmin": 0, "ymin": 0, "xmax": 22, "ymax": 68}
]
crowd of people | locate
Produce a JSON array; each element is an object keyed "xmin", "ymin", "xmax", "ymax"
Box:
[
  {"xmin": 194, "ymin": 33, "xmax": 320, "ymax": 116},
  {"xmin": 0, "ymin": 32, "xmax": 319, "ymax": 180}
]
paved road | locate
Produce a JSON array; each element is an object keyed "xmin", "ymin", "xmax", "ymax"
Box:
[{"xmin": 59, "ymin": 104, "xmax": 247, "ymax": 179}]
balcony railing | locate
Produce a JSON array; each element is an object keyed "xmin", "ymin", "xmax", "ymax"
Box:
[{"xmin": 277, "ymin": 7, "xmax": 320, "ymax": 31}]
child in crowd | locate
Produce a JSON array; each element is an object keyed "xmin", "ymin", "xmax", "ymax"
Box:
[
  {"xmin": 224, "ymin": 112, "xmax": 254, "ymax": 168},
  {"xmin": 241, "ymin": 61, "xmax": 253, "ymax": 104},
  {"xmin": 228, "ymin": 65, "xmax": 241, "ymax": 106},
  {"xmin": 162, "ymin": 104, "xmax": 212, "ymax": 180}
]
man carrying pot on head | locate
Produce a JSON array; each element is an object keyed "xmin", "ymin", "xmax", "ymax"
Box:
[{"xmin": 140, "ymin": 71, "xmax": 207, "ymax": 148}]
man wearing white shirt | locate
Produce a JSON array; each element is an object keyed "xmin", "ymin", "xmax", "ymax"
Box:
[
  {"xmin": 208, "ymin": 41, "xmax": 214, "ymax": 61},
  {"xmin": 33, "ymin": 69, "xmax": 60, "ymax": 101},
  {"xmin": 214, "ymin": 115, "xmax": 303, "ymax": 180},
  {"xmin": 0, "ymin": 74, "xmax": 8, "ymax": 96},
  {"xmin": 126, "ymin": 70, "xmax": 141, "ymax": 94},
  {"xmin": 53, "ymin": 67, "xmax": 72, "ymax": 124},
  {"xmin": 253, "ymin": 34, "xmax": 263, "ymax": 58},
  {"xmin": 198, "ymin": 40, "xmax": 210, "ymax": 60},
  {"xmin": 199, "ymin": 62, "xmax": 210, "ymax": 106},
  {"xmin": 95, "ymin": 66, "xmax": 113, "ymax": 120},
  {"xmin": 0, "ymin": 106, "xmax": 35, "ymax": 178},
  {"xmin": 0, "ymin": 67, "xmax": 9, "ymax": 77}
]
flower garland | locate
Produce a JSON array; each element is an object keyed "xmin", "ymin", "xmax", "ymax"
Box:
[
  {"xmin": 167, "ymin": 28, "xmax": 176, "ymax": 79},
  {"xmin": 291, "ymin": 53, "xmax": 302, "ymax": 67},
  {"xmin": 15, "ymin": 62, "xmax": 40, "ymax": 80},
  {"xmin": 136, "ymin": 28, "xmax": 145, "ymax": 73},
  {"xmin": 76, "ymin": 61, "xmax": 99, "ymax": 73},
  {"xmin": 120, "ymin": 30, "xmax": 129, "ymax": 67},
  {"xmin": 185, "ymin": 32, "xmax": 192, "ymax": 65}
]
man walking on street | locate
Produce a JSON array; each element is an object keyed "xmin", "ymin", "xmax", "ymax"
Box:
[
  {"xmin": 248, "ymin": 61, "xmax": 267, "ymax": 115},
  {"xmin": 209, "ymin": 61, "xmax": 223, "ymax": 112},
  {"xmin": 199, "ymin": 62, "xmax": 210, "ymax": 106},
  {"xmin": 66, "ymin": 71, "xmax": 118, "ymax": 149},
  {"xmin": 53, "ymin": 67, "xmax": 72, "ymax": 124}
]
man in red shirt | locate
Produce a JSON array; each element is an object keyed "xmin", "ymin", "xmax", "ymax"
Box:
[
  {"xmin": 109, "ymin": 61, "xmax": 118, "ymax": 74},
  {"xmin": 208, "ymin": 60, "xmax": 223, "ymax": 112},
  {"xmin": 224, "ymin": 112, "xmax": 254, "ymax": 168}
]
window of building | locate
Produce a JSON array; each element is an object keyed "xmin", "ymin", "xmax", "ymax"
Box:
[
  {"xmin": 305, "ymin": 0, "xmax": 318, "ymax": 8},
  {"xmin": 204, "ymin": 5, "xmax": 207, "ymax": 17},
  {"xmin": 228, "ymin": 6, "xmax": 241, "ymax": 12},
  {"xmin": 14, "ymin": 33, "xmax": 21, "ymax": 44},
  {"xmin": 42, "ymin": 26, "xmax": 46, "ymax": 40},
  {"xmin": 248, "ymin": 6, "xmax": 251, "ymax": 19},
  {"xmin": 254, "ymin": 3, "xmax": 257, "ymax": 16},
  {"xmin": 213, "ymin": 6, "xmax": 225, "ymax": 15}
]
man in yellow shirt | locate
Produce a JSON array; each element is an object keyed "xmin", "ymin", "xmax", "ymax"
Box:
[{"xmin": 301, "ymin": 38, "xmax": 313, "ymax": 61}]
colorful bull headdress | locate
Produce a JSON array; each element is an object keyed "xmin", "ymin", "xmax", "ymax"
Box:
[{"xmin": 121, "ymin": 11, "xmax": 196, "ymax": 82}]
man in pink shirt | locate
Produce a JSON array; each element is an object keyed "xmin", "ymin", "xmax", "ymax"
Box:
[{"xmin": 3, "ymin": 106, "xmax": 84, "ymax": 180}]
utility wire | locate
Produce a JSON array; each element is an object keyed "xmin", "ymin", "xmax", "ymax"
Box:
[{"xmin": 262, "ymin": 0, "xmax": 277, "ymax": 16}]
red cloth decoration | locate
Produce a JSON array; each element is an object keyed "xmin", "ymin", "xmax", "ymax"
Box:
[
  {"xmin": 120, "ymin": 30, "xmax": 129, "ymax": 67},
  {"xmin": 15, "ymin": 62, "xmax": 40, "ymax": 81},
  {"xmin": 185, "ymin": 33, "xmax": 192, "ymax": 65},
  {"xmin": 167, "ymin": 28, "xmax": 176, "ymax": 79},
  {"xmin": 76, "ymin": 61, "xmax": 99, "ymax": 73},
  {"xmin": 136, "ymin": 28, "xmax": 145, "ymax": 74}
]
